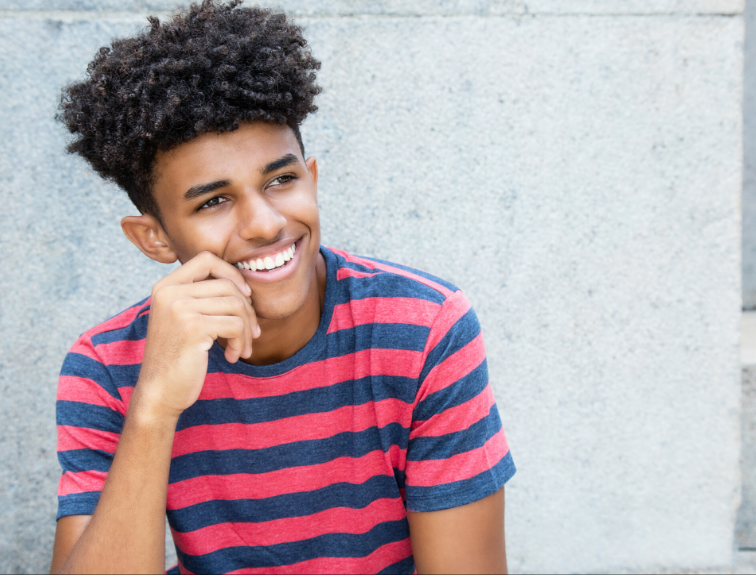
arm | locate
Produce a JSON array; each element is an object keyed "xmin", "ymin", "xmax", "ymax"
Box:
[
  {"xmin": 408, "ymin": 487, "xmax": 507, "ymax": 575},
  {"xmin": 51, "ymin": 252, "xmax": 258, "ymax": 574}
]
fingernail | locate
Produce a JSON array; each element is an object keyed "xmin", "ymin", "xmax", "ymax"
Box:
[
  {"xmin": 244, "ymin": 283, "xmax": 252, "ymax": 296},
  {"xmin": 254, "ymin": 325, "xmax": 262, "ymax": 338}
]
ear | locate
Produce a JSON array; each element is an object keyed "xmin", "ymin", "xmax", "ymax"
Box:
[
  {"xmin": 306, "ymin": 156, "xmax": 318, "ymax": 195},
  {"xmin": 121, "ymin": 214, "xmax": 178, "ymax": 264}
]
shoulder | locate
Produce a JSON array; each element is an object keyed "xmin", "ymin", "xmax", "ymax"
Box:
[
  {"xmin": 324, "ymin": 247, "xmax": 477, "ymax": 346},
  {"xmin": 60, "ymin": 297, "xmax": 151, "ymax": 397},
  {"xmin": 326, "ymin": 246, "xmax": 460, "ymax": 305},
  {"xmin": 69, "ymin": 297, "xmax": 151, "ymax": 358}
]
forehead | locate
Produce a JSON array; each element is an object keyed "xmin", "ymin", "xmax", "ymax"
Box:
[{"xmin": 153, "ymin": 122, "xmax": 302, "ymax": 192}]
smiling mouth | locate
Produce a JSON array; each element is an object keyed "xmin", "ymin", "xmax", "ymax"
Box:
[{"xmin": 236, "ymin": 243, "xmax": 296, "ymax": 272}]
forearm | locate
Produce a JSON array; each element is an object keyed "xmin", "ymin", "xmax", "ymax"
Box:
[{"xmin": 56, "ymin": 389, "xmax": 178, "ymax": 574}]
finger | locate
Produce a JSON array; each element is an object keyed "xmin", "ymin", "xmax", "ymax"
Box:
[
  {"xmin": 171, "ymin": 280, "xmax": 260, "ymax": 349},
  {"xmin": 201, "ymin": 315, "xmax": 247, "ymax": 363},
  {"xmin": 181, "ymin": 296, "xmax": 254, "ymax": 356},
  {"xmin": 161, "ymin": 251, "xmax": 251, "ymax": 296}
]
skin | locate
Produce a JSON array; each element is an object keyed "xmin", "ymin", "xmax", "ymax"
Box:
[{"xmin": 50, "ymin": 122, "xmax": 508, "ymax": 574}]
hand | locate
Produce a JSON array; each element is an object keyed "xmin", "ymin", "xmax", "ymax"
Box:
[{"xmin": 134, "ymin": 251, "xmax": 258, "ymax": 420}]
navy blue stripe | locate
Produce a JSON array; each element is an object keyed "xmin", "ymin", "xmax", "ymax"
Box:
[
  {"xmin": 168, "ymin": 474, "xmax": 401, "ymax": 531},
  {"xmin": 393, "ymin": 467, "xmax": 406, "ymax": 489},
  {"xmin": 418, "ymin": 307, "xmax": 481, "ymax": 384},
  {"xmin": 406, "ymin": 405, "xmax": 501, "ymax": 462},
  {"xmin": 57, "ymin": 400, "xmax": 125, "ymax": 434},
  {"xmin": 90, "ymin": 313, "xmax": 149, "ymax": 346},
  {"xmin": 325, "ymin": 323, "xmax": 429, "ymax": 353},
  {"xmin": 58, "ymin": 448, "xmax": 113, "ymax": 474},
  {"xmin": 335, "ymin": 257, "xmax": 386, "ymax": 276},
  {"xmin": 378, "ymin": 554, "xmax": 415, "ymax": 574},
  {"xmin": 413, "ymin": 359, "xmax": 488, "ymax": 422},
  {"xmin": 356, "ymin": 255, "xmax": 459, "ymax": 294},
  {"xmin": 57, "ymin": 491, "xmax": 101, "ymax": 520},
  {"xmin": 406, "ymin": 451, "xmax": 516, "ymax": 512},
  {"xmin": 169, "ymin": 423, "xmax": 409, "ymax": 483},
  {"xmin": 59, "ymin": 353, "xmax": 123, "ymax": 400},
  {"xmin": 176, "ymin": 518, "xmax": 410, "ymax": 572},
  {"xmin": 105, "ymin": 363, "xmax": 141, "ymax": 388},
  {"xmin": 176, "ymin": 375, "xmax": 417, "ymax": 431},
  {"xmin": 337, "ymin": 274, "xmax": 446, "ymax": 306}
]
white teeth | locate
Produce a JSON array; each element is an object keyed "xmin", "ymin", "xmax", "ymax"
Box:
[{"xmin": 241, "ymin": 244, "xmax": 297, "ymax": 272}]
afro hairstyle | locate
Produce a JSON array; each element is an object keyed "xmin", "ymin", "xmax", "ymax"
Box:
[{"xmin": 57, "ymin": 0, "xmax": 321, "ymax": 219}]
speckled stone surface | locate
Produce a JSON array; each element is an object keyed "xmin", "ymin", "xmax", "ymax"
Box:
[{"xmin": 0, "ymin": 2, "xmax": 744, "ymax": 573}]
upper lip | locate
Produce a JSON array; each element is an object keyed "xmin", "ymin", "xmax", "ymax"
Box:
[{"xmin": 233, "ymin": 237, "xmax": 300, "ymax": 265}]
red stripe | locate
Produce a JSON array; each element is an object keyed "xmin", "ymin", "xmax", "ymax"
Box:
[
  {"xmin": 57, "ymin": 376, "xmax": 126, "ymax": 415},
  {"xmin": 330, "ymin": 247, "xmax": 454, "ymax": 298},
  {"xmin": 175, "ymin": 498, "xmax": 406, "ymax": 554},
  {"xmin": 93, "ymin": 339, "xmax": 145, "ymax": 366},
  {"xmin": 167, "ymin": 447, "xmax": 405, "ymax": 509},
  {"xmin": 416, "ymin": 333, "xmax": 486, "ymax": 404},
  {"xmin": 57, "ymin": 425, "xmax": 119, "ymax": 453},
  {"xmin": 69, "ymin": 337, "xmax": 98, "ymax": 360},
  {"xmin": 327, "ymin": 297, "xmax": 441, "ymax": 334},
  {"xmin": 411, "ymin": 384, "xmax": 496, "ymax": 436},
  {"xmin": 336, "ymin": 267, "xmax": 381, "ymax": 281},
  {"xmin": 421, "ymin": 289, "xmax": 471, "ymax": 355},
  {"xmin": 405, "ymin": 429, "xmax": 509, "ymax": 488},
  {"xmin": 198, "ymin": 349, "xmax": 424, "ymax": 401},
  {"xmin": 172, "ymin": 400, "xmax": 410, "ymax": 457},
  {"xmin": 118, "ymin": 385, "xmax": 135, "ymax": 408},
  {"xmin": 58, "ymin": 470, "xmax": 107, "ymax": 497},
  {"xmin": 227, "ymin": 539, "xmax": 412, "ymax": 574},
  {"xmin": 81, "ymin": 300, "xmax": 149, "ymax": 339}
]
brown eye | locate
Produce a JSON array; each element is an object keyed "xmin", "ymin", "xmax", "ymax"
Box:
[
  {"xmin": 200, "ymin": 196, "xmax": 226, "ymax": 210},
  {"xmin": 271, "ymin": 175, "xmax": 295, "ymax": 186}
]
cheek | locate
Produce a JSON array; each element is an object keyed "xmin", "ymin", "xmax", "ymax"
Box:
[{"xmin": 169, "ymin": 217, "xmax": 234, "ymax": 263}]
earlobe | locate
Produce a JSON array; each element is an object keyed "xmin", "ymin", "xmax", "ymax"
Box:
[{"xmin": 121, "ymin": 215, "xmax": 178, "ymax": 264}]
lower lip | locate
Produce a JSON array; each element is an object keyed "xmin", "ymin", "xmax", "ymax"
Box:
[{"xmin": 238, "ymin": 238, "xmax": 303, "ymax": 284}]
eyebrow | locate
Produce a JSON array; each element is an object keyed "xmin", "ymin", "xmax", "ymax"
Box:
[
  {"xmin": 183, "ymin": 153, "xmax": 301, "ymax": 201},
  {"xmin": 184, "ymin": 180, "xmax": 230, "ymax": 201},
  {"xmin": 261, "ymin": 153, "xmax": 300, "ymax": 176}
]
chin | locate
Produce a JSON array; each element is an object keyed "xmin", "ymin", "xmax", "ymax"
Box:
[{"xmin": 252, "ymin": 288, "xmax": 309, "ymax": 321}]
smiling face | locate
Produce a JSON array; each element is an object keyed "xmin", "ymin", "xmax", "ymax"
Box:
[{"xmin": 146, "ymin": 122, "xmax": 323, "ymax": 323}]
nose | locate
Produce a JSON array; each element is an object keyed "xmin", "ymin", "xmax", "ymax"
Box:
[{"xmin": 236, "ymin": 188, "xmax": 287, "ymax": 241}]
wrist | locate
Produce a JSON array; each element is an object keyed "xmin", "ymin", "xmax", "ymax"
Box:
[{"xmin": 127, "ymin": 382, "xmax": 182, "ymax": 429}]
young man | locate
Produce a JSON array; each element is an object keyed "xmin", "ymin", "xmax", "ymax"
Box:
[{"xmin": 51, "ymin": 1, "xmax": 515, "ymax": 573}]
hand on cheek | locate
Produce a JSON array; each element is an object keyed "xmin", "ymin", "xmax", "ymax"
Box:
[{"xmin": 135, "ymin": 251, "xmax": 261, "ymax": 420}]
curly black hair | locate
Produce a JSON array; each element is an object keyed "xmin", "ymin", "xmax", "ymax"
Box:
[{"xmin": 57, "ymin": 0, "xmax": 321, "ymax": 219}]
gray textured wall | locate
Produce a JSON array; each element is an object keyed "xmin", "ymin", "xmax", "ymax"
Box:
[
  {"xmin": 745, "ymin": 0, "xmax": 756, "ymax": 309},
  {"xmin": 0, "ymin": 1, "xmax": 744, "ymax": 573}
]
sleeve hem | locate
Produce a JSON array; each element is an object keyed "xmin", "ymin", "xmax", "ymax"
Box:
[
  {"xmin": 405, "ymin": 451, "xmax": 516, "ymax": 513},
  {"xmin": 57, "ymin": 491, "xmax": 100, "ymax": 520}
]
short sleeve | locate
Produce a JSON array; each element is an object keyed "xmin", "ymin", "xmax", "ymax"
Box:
[
  {"xmin": 404, "ymin": 290, "xmax": 515, "ymax": 512},
  {"xmin": 56, "ymin": 335, "xmax": 126, "ymax": 519}
]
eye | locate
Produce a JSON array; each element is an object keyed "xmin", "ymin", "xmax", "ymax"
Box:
[
  {"xmin": 199, "ymin": 196, "xmax": 227, "ymax": 210},
  {"xmin": 269, "ymin": 174, "xmax": 296, "ymax": 187}
]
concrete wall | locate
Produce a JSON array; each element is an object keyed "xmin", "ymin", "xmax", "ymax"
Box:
[
  {"xmin": 745, "ymin": 0, "xmax": 756, "ymax": 309},
  {"xmin": 0, "ymin": 1, "xmax": 744, "ymax": 573}
]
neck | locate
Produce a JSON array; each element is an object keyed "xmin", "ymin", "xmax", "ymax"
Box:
[{"xmin": 239, "ymin": 252, "xmax": 326, "ymax": 366}]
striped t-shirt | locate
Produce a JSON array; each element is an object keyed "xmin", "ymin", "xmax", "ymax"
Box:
[{"xmin": 56, "ymin": 246, "xmax": 515, "ymax": 574}]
